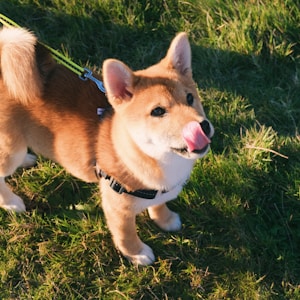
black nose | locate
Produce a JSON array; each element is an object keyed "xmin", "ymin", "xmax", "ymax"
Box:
[{"xmin": 200, "ymin": 120, "xmax": 211, "ymax": 136}]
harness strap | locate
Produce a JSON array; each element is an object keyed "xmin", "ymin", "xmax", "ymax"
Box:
[{"xmin": 95, "ymin": 168, "xmax": 159, "ymax": 200}]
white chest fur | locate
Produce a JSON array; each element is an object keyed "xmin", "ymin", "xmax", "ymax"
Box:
[
  {"xmin": 159, "ymin": 152, "xmax": 195, "ymax": 190},
  {"xmin": 133, "ymin": 153, "xmax": 196, "ymax": 213}
]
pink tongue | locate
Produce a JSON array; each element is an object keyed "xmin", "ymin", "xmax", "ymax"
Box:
[{"xmin": 182, "ymin": 121, "xmax": 211, "ymax": 152}]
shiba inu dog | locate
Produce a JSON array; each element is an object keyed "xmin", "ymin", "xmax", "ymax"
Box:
[{"xmin": 0, "ymin": 27, "xmax": 214, "ymax": 265}]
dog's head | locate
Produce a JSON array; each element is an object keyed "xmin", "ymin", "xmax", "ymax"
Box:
[{"xmin": 102, "ymin": 32, "xmax": 214, "ymax": 160}]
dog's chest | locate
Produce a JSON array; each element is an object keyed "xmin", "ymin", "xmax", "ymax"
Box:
[
  {"xmin": 159, "ymin": 153, "xmax": 195, "ymax": 190},
  {"xmin": 130, "ymin": 155, "xmax": 195, "ymax": 213}
]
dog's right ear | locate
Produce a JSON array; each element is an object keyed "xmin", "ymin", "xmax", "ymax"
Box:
[
  {"xmin": 102, "ymin": 59, "xmax": 134, "ymax": 104},
  {"xmin": 165, "ymin": 32, "xmax": 191, "ymax": 76}
]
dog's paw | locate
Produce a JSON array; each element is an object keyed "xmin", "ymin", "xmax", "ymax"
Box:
[
  {"xmin": 126, "ymin": 243, "xmax": 155, "ymax": 266},
  {"xmin": 21, "ymin": 153, "xmax": 37, "ymax": 168},
  {"xmin": 1, "ymin": 195, "xmax": 26, "ymax": 212},
  {"xmin": 154, "ymin": 211, "xmax": 182, "ymax": 232}
]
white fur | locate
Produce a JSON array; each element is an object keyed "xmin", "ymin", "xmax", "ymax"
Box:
[
  {"xmin": 126, "ymin": 242, "xmax": 155, "ymax": 265},
  {"xmin": 0, "ymin": 178, "xmax": 26, "ymax": 212},
  {"xmin": 132, "ymin": 182, "xmax": 183, "ymax": 214},
  {"xmin": 0, "ymin": 27, "xmax": 41, "ymax": 104},
  {"xmin": 21, "ymin": 153, "xmax": 37, "ymax": 168},
  {"xmin": 158, "ymin": 152, "xmax": 196, "ymax": 189},
  {"xmin": 151, "ymin": 211, "xmax": 182, "ymax": 232},
  {"xmin": 0, "ymin": 148, "xmax": 27, "ymax": 177},
  {"xmin": 0, "ymin": 149, "xmax": 31, "ymax": 212}
]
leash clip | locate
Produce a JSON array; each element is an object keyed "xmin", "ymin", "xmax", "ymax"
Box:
[{"xmin": 80, "ymin": 68, "xmax": 106, "ymax": 94}]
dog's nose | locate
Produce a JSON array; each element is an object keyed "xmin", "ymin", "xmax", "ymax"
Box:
[{"xmin": 200, "ymin": 120, "xmax": 211, "ymax": 137}]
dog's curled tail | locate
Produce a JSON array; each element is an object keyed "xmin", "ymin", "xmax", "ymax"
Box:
[{"xmin": 0, "ymin": 27, "xmax": 42, "ymax": 105}]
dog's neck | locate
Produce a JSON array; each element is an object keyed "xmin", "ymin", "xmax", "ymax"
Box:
[
  {"xmin": 157, "ymin": 152, "xmax": 196, "ymax": 190},
  {"xmin": 111, "ymin": 115, "xmax": 165, "ymax": 189},
  {"xmin": 96, "ymin": 112, "xmax": 195, "ymax": 192},
  {"xmin": 95, "ymin": 112, "xmax": 155, "ymax": 191}
]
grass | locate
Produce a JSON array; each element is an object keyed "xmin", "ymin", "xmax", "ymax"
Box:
[{"xmin": 0, "ymin": 0, "xmax": 299, "ymax": 299}]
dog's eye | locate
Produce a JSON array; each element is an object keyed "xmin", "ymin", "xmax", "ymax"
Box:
[
  {"xmin": 186, "ymin": 93, "xmax": 194, "ymax": 106},
  {"xmin": 151, "ymin": 107, "xmax": 166, "ymax": 117}
]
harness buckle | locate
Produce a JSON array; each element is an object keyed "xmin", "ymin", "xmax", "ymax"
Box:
[{"xmin": 109, "ymin": 179, "xmax": 125, "ymax": 194}]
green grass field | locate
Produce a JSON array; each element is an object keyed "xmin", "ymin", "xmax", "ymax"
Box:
[{"xmin": 0, "ymin": 0, "xmax": 299, "ymax": 299}]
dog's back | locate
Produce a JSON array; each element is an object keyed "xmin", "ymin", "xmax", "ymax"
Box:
[
  {"xmin": 0, "ymin": 27, "xmax": 108, "ymax": 183},
  {"xmin": 0, "ymin": 27, "xmax": 44, "ymax": 104}
]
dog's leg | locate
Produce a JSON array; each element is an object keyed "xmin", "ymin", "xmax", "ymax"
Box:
[
  {"xmin": 0, "ymin": 148, "xmax": 27, "ymax": 212},
  {"xmin": 20, "ymin": 153, "xmax": 37, "ymax": 168},
  {"xmin": 101, "ymin": 183, "xmax": 155, "ymax": 265},
  {"xmin": 0, "ymin": 178, "xmax": 26, "ymax": 212},
  {"xmin": 148, "ymin": 203, "xmax": 182, "ymax": 231},
  {"xmin": 105, "ymin": 209, "xmax": 155, "ymax": 265}
]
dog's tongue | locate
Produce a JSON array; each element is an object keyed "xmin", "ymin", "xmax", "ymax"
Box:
[{"xmin": 182, "ymin": 121, "xmax": 211, "ymax": 152}]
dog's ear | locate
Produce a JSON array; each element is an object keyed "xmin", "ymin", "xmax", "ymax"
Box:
[
  {"xmin": 165, "ymin": 32, "xmax": 191, "ymax": 75},
  {"xmin": 102, "ymin": 59, "xmax": 134, "ymax": 104}
]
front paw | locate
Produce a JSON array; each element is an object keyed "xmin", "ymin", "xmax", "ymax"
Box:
[
  {"xmin": 1, "ymin": 194, "xmax": 26, "ymax": 212},
  {"xmin": 125, "ymin": 243, "xmax": 155, "ymax": 266},
  {"xmin": 153, "ymin": 211, "xmax": 182, "ymax": 232}
]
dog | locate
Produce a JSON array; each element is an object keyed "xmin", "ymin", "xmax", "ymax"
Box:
[{"xmin": 0, "ymin": 26, "xmax": 214, "ymax": 265}]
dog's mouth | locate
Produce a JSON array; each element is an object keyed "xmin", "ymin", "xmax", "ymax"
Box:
[
  {"xmin": 171, "ymin": 121, "xmax": 212, "ymax": 158},
  {"xmin": 171, "ymin": 144, "xmax": 210, "ymax": 157}
]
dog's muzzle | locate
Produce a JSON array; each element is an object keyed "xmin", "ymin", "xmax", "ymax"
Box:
[{"xmin": 182, "ymin": 120, "xmax": 212, "ymax": 153}]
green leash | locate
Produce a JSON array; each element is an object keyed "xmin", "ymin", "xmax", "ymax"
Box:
[{"xmin": 0, "ymin": 13, "xmax": 106, "ymax": 93}]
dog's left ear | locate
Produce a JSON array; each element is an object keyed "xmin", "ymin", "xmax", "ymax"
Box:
[
  {"xmin": 165, "ymin": 32, "xmax": 191, "ymax": 75},
  {"xmin": 102, "ymin": 59, "xmax": 134, "ymax": 104}
]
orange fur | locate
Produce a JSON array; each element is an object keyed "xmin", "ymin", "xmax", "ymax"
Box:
[
  {"xmin": 0, "ymin": 27, "xmax": 214, "ymax": 265},
  {"xmin": 0, "ymin": 27, "xmax": 42, "ymax": 104}
]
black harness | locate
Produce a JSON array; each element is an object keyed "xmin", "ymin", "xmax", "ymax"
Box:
[{"xmin": 95, "ymin": 168, "xmax": 160, "ymax": 200}]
